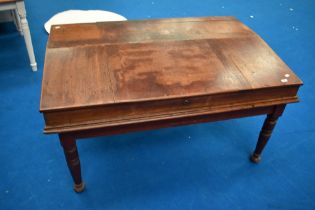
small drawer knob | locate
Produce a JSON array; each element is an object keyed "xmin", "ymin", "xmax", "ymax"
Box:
[{"xmin": 183, "ymin": 99, "xmax": 191, "ymax": 105}]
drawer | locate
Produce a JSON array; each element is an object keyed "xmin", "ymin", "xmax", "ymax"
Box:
[{"xmin": 43, "ymin": 85, "xmax": 299, "ymax": 133}]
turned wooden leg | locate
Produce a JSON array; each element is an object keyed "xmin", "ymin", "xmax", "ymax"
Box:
[
  {"xmin": 11, "ymin": 10, "xmax": 23, "ymax": 35},
  {"xmin": 250, "ymin": 105, "xmax": 286, "ymax": 163},
  {"xmin": 59, "ymin": 134, "xmax": 85, "ymax": 193},
  {"xmin": 16, "ymin": 1, "xmax": 37, "ymax": 71}
]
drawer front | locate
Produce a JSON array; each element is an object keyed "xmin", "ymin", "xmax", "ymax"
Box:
[{"xmin": 43, "ymin": 86, "xmax": 299, "ymax": 133}]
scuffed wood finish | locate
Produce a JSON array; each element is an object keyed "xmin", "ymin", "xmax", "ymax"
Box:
[
  {"xmin": 47, "ymin": 17, "xmax": 250, "ymax": 48},
  {"xmin": 40, "ymin": 17, "xmax": 303, "ymax": 192},
  {"xmin": 40, "ymin": 16, "xmax": 302, "ymax": 133},
  {"xmin": 41, "ymin": 46, "xmax": 114, "ymax": 110}
]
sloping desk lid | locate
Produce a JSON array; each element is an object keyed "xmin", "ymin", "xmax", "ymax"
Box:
[{"xmin": 40, "ymin": 16, "xmax": 302, "ymax": 111}]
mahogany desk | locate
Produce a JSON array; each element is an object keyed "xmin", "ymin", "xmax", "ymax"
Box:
[{"xmin": 40, "ymin": 17, "xmax": 302, "ymax": 192}]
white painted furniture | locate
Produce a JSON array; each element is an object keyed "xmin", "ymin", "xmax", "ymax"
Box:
[{"xmin": 0, "ymin": 0, "xmax": 37, "ymax": 71}]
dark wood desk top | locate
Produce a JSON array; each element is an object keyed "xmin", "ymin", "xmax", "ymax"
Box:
[{"xmin": 40, "ymin": 16, "xmax": 302, "ymax": 133}]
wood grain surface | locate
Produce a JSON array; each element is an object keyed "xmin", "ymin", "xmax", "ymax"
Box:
[
  {"xmin": 40, "ymin": 17, "xmax": 303, "ymax": 190},
  {"xmin": 40, "ymin": 16, "xmax": 302, "ymax": 133}
]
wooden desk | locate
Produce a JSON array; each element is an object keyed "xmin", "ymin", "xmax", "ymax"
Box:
[{"xmin": 40, "ymin": 16, "xmax": 302, "ymax": 192}]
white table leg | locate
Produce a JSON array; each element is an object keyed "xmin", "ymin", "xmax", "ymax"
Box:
[
  {"xmin": 11, "ymin": 9, "xmax": 23, "ymax": 35},
  {"xmin": 16, "ymin": 1, "xmax": 37, "ymax": 71}
]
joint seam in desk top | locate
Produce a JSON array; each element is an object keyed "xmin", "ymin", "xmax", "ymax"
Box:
[{"xmin": 40, "ymin": 16, "xmax": 303, "ymax": 113}]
